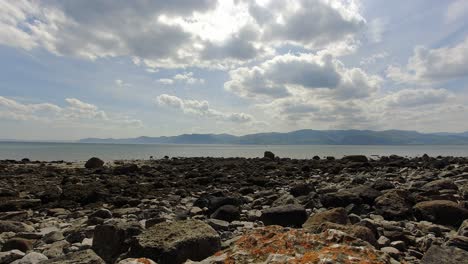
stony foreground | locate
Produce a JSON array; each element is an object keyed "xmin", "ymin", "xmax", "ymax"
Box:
[{"xmin": 0, "ymin": 153, "xmax": 468, "ymax": 263}]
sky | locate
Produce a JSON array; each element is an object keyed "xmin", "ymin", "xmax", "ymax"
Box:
[{"xmin": 0, "ymin": 0, "xmax": 468, "ymax": 140}]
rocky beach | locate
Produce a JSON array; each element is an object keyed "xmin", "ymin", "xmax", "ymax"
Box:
[{"xmin": 1, "ymin": 153, "xmax": 468, "ymax": 264}]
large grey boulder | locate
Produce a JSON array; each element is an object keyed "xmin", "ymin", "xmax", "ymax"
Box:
[
  {"xmin": 421, "ymin": 245, "xmax": 468, "ymax": 264},
  {"xmin": 128, "ymin": 219, "xmax": 220, "ymax": 264}
]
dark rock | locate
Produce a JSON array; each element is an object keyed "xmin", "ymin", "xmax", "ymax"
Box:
[
  {"xmin": 0, "ymin": 250, "xmax": 25, "ymax": 263},
  {"xmin": 0, "ymin": 199, "xmax": 41, "ymax": 212},
  {"xmin": 375, "ymin": 190, "xmax": 413, "ymax": 219},
  {"xmin": 89, "ymin": 209, "xmax": 113, "ymax": 219},
  {"xmin": 320, "ymin": 191, "xmax": 361, "ymax": 207},
  {"xmin": 421, "ymin": 245, "xmax": 468, "ymax": 264},
  {"xmin": 84, "ymin": 157, "xmax": 104, "ymax": 169},
  {"xmin": 264, "ymin": 151, "xmax": 275, "ymax": 160},
  {"xmin": 2, "ymin": 238, "xmax": 33, "ymax": 252},
  {"xmin": 113, "ymin": 164, "xmax": 139, "ymax": 175},
  {"xmin": 128, "ymin": 220, "xmax": 220, "ymax": 264},
  {"xmin": 413, "ymin": 200, "xmax": 468, "ymax": 227},
  {"xmin": 92, "ymin": 220, "xmax": 143, "ymax": 263},
  {"xmin": 0, "ymin": 188, "xmax": 18, "ymax": 197},
  {"xmin": 0, "ymin": 220, "xmax": 34, "ymax": 233},
  {"xmin": 342, "ymin": 155, "xmax": 368, "ymax": 163},
  {"xmin": 372, "ymin": 179, "xmax": 395, "ymax": 191},
  {"xmin": 422, "ymin": 179, "xmax": 458, "ymax": 192},
  {"xmin": 210, "ymin": 205, "xmax": 240, "ymax": 222},
  {"xmin": 446, "ymin": 235, "xmax": 468, "ymax": 251},
  {"xmin": 38, "ymin": 185, "xmax": 63, "ymax": 203},
  {"xmin": 260, "ymin": 205, "xmax": 307, "ymax": 227},
  {"xmin": 193, "ymin": 195, "xmax": 241, "ymax": 213},
  {"xmin": 290, "ymin": 183, "xmax": 314, "ymax": 197}
]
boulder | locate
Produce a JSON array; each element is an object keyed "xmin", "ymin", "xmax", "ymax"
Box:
[
  {"xmin": 342, "ymin": 155, "xmax": 368, "ymax": 163},
  {"xmin": 0, "ymin": 199, "xmax": 41, "ymax": 212},
  {"xmin": 374, "ymin": 190, "xmax": 413, "ymax": 219},
  {"xmin": 0, "ymin": 250, "xmax": 25, "ymax": 264},
  {"xmin": 193, "ymin": 195, "xmax": 241, "ymax": 213},
  {"xmin": 128, "ymin": 219, "xmax": 220, "ymax": 264},
  {"xmin": 42, "ymin": 231, "xmax": 64, "ymax": 244},
  {"xmin": 210, "ymin": 205, "xmax": 240, "ymax": 222},
  {"xmin": 89, "ymin": 209, "xmax": 113, "ymax": 219},
  {"xmin": 303, "ymin": 207, "xmax": 350, "ymax": 229},
  {"xmin": 113, "ymin": 164, "xmax": 139, "ymax": 175},
  {"xmin": 10, "ymin": 252, "xmax": 48, "ymax": 264},
  {"xmin": 290, "ymin": 183, "xmax": 314, "ymax": 197},
  {"xmin": 421, "ymin": 245, "xmax": 468, "ymax": 264},
  {"xmin": 260, "ymin": 205, "xmax": 307, "ymax": 227},
  {"xmin": 196, "ymin": 226, "xmax": 391, "ymax": 263},
  {"xmin": 0, "ymin": 220, "xmax": 34, "ymax": 233},
  {"xmin": 2, "ymin": 238, "xmax": 33, "ymax": 252},
  {"xmin": 264, "ymin": 151, "xmax": 275, "ymax": 160},
  {"xmin": 84, "ymin": 157, "xmax": 104, "ymax": 169},
  {"xmin": 422, "ymin": 179, "xmax": 458, "ymax": 192},
  {"xmin": 413, "ymin": 200, "xmax": 468, "ymax": 227},
  {"xmin": 92, "ymin": 220, "xmax": 143, "ymax": 263},
  {"xmin": 320, "ymin": 191, "xmax": 361, "ymax": 207},
  {"xmin": 41, "ymin": 249, "xmax": 105, "ymax": 264}
]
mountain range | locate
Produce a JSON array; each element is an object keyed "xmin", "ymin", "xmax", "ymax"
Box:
[{"xmin": 78, "ymin": 129, "xmax": 468, "ymax": 145}]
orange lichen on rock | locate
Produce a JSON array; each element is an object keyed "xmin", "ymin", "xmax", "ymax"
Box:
[{"xmin": 197, "ymin": 226, "xmax": 394, "ymax": 264}]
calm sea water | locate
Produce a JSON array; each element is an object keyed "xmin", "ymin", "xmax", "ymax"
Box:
[{"xmin": 1, "ymin": 142, "xmax": 468, "ymax": 161}]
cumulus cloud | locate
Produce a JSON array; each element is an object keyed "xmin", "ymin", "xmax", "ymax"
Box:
[
  {"xmin": 387, "ymin": 37, "xmax": 468, "ymax": 83},
  {"xmin": 157, "ymin": 72, "xmax": 204, "ymax": 85},
  {"xmin": 360, "ymin": 52, "xmax": 388, "ymax": 65},
  {"xmin": 0, "ymin": 96, "xmax": 142, "ymax": 127},
  {"xmin": 0, "ymin": 0, "xmax": 366, "ymax": 70},
  {"xmin": 378, "ymin": 88, "xmax": 452, "ymax": 108},
  {"xmin": 225, "ymin": 53, "xmax": 381, "ymax": 99},
  {"xmin": 248, "ymin": 0, "xmax": 365, "ymax": 49},
  {"xmin": 156, "ymin": 94, "xmax": 253, "ymax": 123}
]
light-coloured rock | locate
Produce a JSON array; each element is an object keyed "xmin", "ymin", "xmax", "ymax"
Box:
[
  {"xmin": 129, "ymin": 219, "xmax": 220, "ymax": 264},
  {"xmin": 10, "ymin": 252, "xmax": 48, "ymax": 264}
]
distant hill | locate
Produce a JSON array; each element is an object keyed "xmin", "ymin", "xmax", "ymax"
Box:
[{"xmin": 78, "ymin": 129, "xmax": 468, "ymax": 145}]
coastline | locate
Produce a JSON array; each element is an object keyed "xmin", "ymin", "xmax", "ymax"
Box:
[{"xmin": 0, "ymin": 154, "xmax": 467, "ymax": 263}]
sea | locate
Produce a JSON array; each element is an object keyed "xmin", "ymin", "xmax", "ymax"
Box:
[{"xmin": 1, "ymin": 141, "xmax": 468, "ymax": 161}]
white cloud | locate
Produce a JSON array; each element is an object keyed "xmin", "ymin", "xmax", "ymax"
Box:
[
  {"xmin": 0, "ymin": 0, "xmax": 366, "ymax": 70},
  {"xmin": 225, "ymin": 53, "xmax": 381, "ymax": 99},
  {"xmin": 156, "ymin": 94, "xmax": 253, "ymax": 123},
  {"xmin": 247, "ymin": 0, "xmax": 365, "ymax": 49},
  {"xmin": 377, "ymin": 88, "xmax": 452, "ymax": 108},
  {"xmin": 0, "ymin": 96, "xmax": 142, "ymax": 127},
  {"xmin": 158, "ymin": 72, "xmax": 204, "ymax": 85},
  {"xmin": 445, "ymin": 0, "xmax": 468, "ymax": 24},
  {"xmin": 157, "ymin": 79, "xmax": 175, "ymax": 85},
  {"xmin": 387, "ymin": 37, "xmax": 468, "ymax": 83},
  {"xmin": 360, "ymin": 52, "xmax": 388, "ymax": 65},
  {"xmin": 173, "ymin": 72, "xmax": 205, "ymax": 84},
  {"xmin": 366, "ymin": 18, "xmax": 387, "ymax": 43}
]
